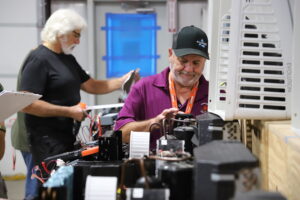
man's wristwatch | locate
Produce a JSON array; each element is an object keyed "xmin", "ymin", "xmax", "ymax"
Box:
[{"xmin": 0, "ymin": 124, "xmax": 6, "ymax": 133}]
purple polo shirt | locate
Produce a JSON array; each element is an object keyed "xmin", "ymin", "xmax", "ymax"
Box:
[{"xmin": 115, "ymin": 67, "xmax": 209, "ymax": 149}]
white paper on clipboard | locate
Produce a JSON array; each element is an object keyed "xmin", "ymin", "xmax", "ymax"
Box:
[{"xmin": 0, "ymin": 90, "xmax": 42, "ymax": 121}]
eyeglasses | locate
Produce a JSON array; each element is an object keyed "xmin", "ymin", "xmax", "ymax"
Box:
[{"xmin": 72, "ymin": 31, "xmax": 81, "ymax": 39}]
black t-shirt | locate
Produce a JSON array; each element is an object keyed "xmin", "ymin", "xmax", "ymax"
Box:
[{"xmin": 20, "ymin": 45, "xmax": 90, "ymax": 142}]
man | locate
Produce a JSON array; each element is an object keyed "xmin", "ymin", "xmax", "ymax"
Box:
[
  {"xmin": 20, "ymin": 9, "xmax": 136, "ymax": 180},
  {"xmin": 0, "ymin": 84, "xmax": 5, "ymax": 161},
  {"xmin": 0, "ymin": 83, "xmax": 8, "ymax": 199},
  {"xmin": 115, "ymin": 25, "xmax": 209, "ymax": 149},
  {"xmin": 0, "ymin": 122, "xmax": 6, "ymax": 199},
  {"xmin": 11, "ymin": 67, "xmax": 38, "ymax": 200}
]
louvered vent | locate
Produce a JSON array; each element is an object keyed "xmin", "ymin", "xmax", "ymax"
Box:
[
  {"xmin": 217, "ymin": 14, "xmax": 231, "ymax": 103},
  {"xmin": 209, "ymin": 0, "xmax": 292, "ymax": 120}
]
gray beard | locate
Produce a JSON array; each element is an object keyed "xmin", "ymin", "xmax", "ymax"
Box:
[
  {"xmin": 173, "ymin": 71, "xmax": 200, "ymax": 87},
  {"xmin": 61, "ymin": 44, "xmax": 75, "ymax": 55},
  {"xmin": 59, "ymin": 37, "xmax": 75, "ymax": 55}
]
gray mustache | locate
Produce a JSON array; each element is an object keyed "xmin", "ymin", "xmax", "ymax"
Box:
[{"xmin": 178, "ymin": 71, "xmax": 197, "ymax": 76}]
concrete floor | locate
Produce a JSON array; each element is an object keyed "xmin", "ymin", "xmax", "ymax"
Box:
[{"xmin": 5, "ymin": 179, "xmax": 25, "ymax": 200}]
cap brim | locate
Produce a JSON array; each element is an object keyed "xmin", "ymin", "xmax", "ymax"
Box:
[{"xmin": 174, "ymin": 48, "xmax": 209, "ymax": 59}]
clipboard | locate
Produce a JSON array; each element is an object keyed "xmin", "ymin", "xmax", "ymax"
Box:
[{"xmin": 0, "ymin": 90, "xmax": 42, "ymax": 121}]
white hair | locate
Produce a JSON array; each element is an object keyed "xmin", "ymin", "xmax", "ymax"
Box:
[{"xmin": 41, "ymin": 9, "xmax": 87, "ymax": 43}]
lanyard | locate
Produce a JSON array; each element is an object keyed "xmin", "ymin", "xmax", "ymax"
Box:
[{"xmin": 168, "ymin": 73, "xmax": 199, "ymax": 114}]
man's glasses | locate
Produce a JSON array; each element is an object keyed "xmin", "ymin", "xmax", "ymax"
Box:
[{"xmin": 72, "ymin": 31, "xmax": 81, "ymax": 39}]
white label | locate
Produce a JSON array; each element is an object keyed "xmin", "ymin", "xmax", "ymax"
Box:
[
  {"xmin": 132, "ymin": 188, "xmax": 144, "ymax": 198},
  {"xmin": 161, "ymin": 139, "xmax": 168, "ymax": 145}
]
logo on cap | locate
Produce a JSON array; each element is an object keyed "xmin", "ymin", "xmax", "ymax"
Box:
[{"xmin": 197, "ymin": 39, "xmax": 207, "ymax": 48}]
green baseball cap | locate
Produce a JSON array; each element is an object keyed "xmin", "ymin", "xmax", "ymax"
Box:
[{"xmin": 172, "ymin": 25, "xmax": 209, "ymax": 59}]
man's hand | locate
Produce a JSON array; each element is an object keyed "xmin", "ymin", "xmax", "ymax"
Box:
[
  {"xmin": 120, "ymin": 108, "xmax": 179, "ymax": 143},
  {"xmin": 69, "ymin": 104, "xmax": 86, "ymax": 121},
  {"xmin": 133, "ymin": 68, "xmax": 141, "ymax": 82},
  {"xmin": 121, "ymin": 69, "xmax": 141, "ymax": 92},
  {"xmin": 151, "ymin": 107, "xmax": 179, "ymax": 125}
]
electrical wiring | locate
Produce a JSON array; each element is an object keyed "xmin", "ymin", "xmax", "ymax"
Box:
[
  {"xmin": 77, "ymin": 125, "xmax": 91, "ymax": 143},
  {"xmin": 75, "ymin": 112, "xmax": 103, "ymax": 145},
  {"xmin": 31, "ymin": 165, "xmax": 48, "ymax": 184},
  {"xmin": 31, "ymin": 173, "xmax": 45, "ymax": 184},
  {"xmin": 150, "ymin": 115, "xmax": 196, "ymax": 140},
  {"xmin": 30, "ymin": 159, "xmax": 59, "ymax": 184}
]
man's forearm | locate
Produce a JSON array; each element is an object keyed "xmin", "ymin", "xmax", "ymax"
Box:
[
  {"xmin": 102, "ymin": 77, "xmax": 124, "ymax": 93},
  {"xmin": 120, "ymin": 118, "xmax": 156, "ymax": 143},
  {"xmin": 81, "ymin": 78, "xmax": 123, "ymax": 95},
  {"xmin": 22, "ymin": 100, "xmax": 73, "ymax": 118}
]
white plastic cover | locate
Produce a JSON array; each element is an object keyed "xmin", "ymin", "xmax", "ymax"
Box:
[{"xmin": 209, "ymin": 0, "xmax": 292, "ymax": 120}]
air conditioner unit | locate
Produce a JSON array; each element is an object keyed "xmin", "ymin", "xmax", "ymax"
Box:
[{"xmin": 208, "ymin": 0, "xmax": 293, "ymax": 121}]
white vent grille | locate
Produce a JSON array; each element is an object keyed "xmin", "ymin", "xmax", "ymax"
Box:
[
  {"xmin": 217, "ymin": 13, "xmax": 231, "ymax": 104},
  {"xmin": 209, "ymin": 0, "xmax": 292, "ymax": 120}
]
